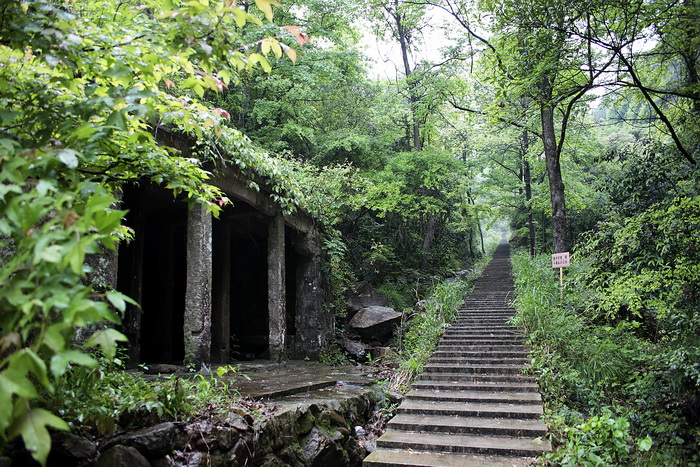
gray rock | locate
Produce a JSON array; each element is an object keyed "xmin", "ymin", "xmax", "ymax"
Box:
[
  {"xmin": 93, "ymin": 445, "xmax": 151, "ymax": 467},
  {"xmin": 49, "ymin": 431, "xmax": 97, "ymax": 464},
  {"xmin": 228, "ymin": 437, "xmax": 254, "ymax": 466},
  {"xmin": 101, "ymin": 422, "xmax": 184, "ymax": 459},
  {"xmin": 347, "ymin": 306, "xmax": 402, "ymax": 341},
  {"xmin": 226, "ymin": 412, "xmax": 250, "ymax": 431},
  {"xmin": 213, "ymin": 426, "xmax": 240, "ymax": 451},
  {"xmin": 339, "ymin": 336, "xmax": 366, "ymax": 359},
  {"xmin": 344, "ymin": 436, "xmax": 368, "ymax": 465},
  {"xmin": 300, "ymin": 428, "xmax": 346, "ymax": 467}
]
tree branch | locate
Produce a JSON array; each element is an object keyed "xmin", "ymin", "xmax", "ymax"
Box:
[
  {"xmin": 448, "ymin": 99, "xmax": 542, "ymax": 139},
  {"xmin": 616, "ymin": 49, "xmax": 696, "ymax": 165}
]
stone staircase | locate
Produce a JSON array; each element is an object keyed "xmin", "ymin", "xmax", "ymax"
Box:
[{"xmin": 363, "ymin": 243, "xmax": 551, "ymax": 466}]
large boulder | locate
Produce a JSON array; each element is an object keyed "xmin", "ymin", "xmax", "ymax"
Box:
[
  {"xmin": 346, "ymin": 283, "xmax": 389, "ymax": 318},
  {"xmin": 347, "ymin": 306, "xmax": 402, "ymax": 342},
  {"xmin": 100, "ymin": 422, "xmax": 186, "ymax": 459}
]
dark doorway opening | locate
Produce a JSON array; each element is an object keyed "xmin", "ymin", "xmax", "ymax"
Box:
[
  {"xmin": 285, "ymin": 226, "xmax": 298, "ymax": 344},
  {"xmin": 221, "ymin": 203, "xmax": 270, "ymax": 359},
  {"xmin": 117, "ymin": 184, "xmax": 187, "ymax": 364}
]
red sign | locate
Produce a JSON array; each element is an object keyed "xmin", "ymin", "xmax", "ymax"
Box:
[{"xmin": 552, "ymin": 252, "xmax": 570, "ymax": 268}]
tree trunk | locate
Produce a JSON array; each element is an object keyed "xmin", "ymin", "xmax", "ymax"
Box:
[
  {"xmin": 522, "ymin": 130, "xmax": 536, "ymax": 256},
  {"xmin": 542, "ymin": 106, "xmax": 567, "ymax": 253},
  {"xmin": 477, "ymin": 221, "xmax": 485, "ymax": 255},
  {"xmin": 421, "ymin": 213, "xmax": 437, "ymax": 267},
  {"xmin": 395, "ymin": 0, "xmax": 422, "ymax": 152},
  {"xmin": 540, "ymin": 78, "xmax": 568, "ymax": 253}
]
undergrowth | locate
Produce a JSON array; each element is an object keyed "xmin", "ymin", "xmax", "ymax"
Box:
[
  {"xmin": 42, "ymin": 358, "xmax": 256, "ymax": 437},
  {"xmin": 511, "ymin": 251, "xmax": 700, "ymax": 465}
]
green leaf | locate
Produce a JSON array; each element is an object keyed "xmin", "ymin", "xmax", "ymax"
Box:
[
  {"xmin": 50, "ymin": 350, "xmax": 97, "ymax": 378},
  {"xmin": 0, "ymin": 370, "xmax": 40, "ymax": 399},
  {"xmin": 254, "ymin": 0, "xmax": 280, "ymax": 20},
  {"xmin": 0, "ymin": 379, "xmax": 12, "ymax": 433},
  {"xmin": 55, "ymin": 149, "xmax": 79, "ymax": 169},
  {"xmin": 85, "ymin": 328, "xmax": 128, "ymax": 360},
  {"xmin": 11, "ymin": 349, "xmax": 51, "ymax": 390},
  {"xmin": 105, "ymin": 290, "xmax": 137, "ymax": 312},
  {"xmin": 9, "ymin": 407, "xmax": 69, "ymax": 466},
  {"xmin": 105, "ymin": 110, "xmax": 127, "ymax": 131},
  {"xmin": 638, "ymin": 436, "xmax": 652, "ymax": 452}
]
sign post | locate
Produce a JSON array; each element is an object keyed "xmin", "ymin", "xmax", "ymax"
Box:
[{"xmin": 551, "ymin": 252, "xmax": 570, "ymax": 299}]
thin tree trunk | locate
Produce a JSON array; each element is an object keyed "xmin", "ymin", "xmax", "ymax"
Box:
[
  {"xmin": 522, "ymin": 130, "xmax": 536, "ymax": 256},
  {"xmin": 421, "ymin": 213, "xmax": 437, "ymax": 267},
  {"xmin": 477, "ymin": 221, "xmax": 485, "ymax": 255},
  {"xmin": 395, "ymin": 0, "xmax": 422, "ymax": 152}
]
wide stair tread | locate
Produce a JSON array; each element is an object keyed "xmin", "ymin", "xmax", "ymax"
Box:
[
  {"xmin": 388, "ymin": 413, "xmax": 548, "ymax": 436},
  {"xmin": 405, "ymin": 389, "xmax": 542, "ymax": 404},
  {"xmin": 412, "ymin": 380, "xmax": 540, "ymax": 392},
  {"xmin": 397, "ymin": 399, "xmax": 543, "ymax": 419},
  {"xmin": 376, "ymin": 430, "xmax": 551, "ymax": 457},
  {"xmin": 364, "ymin": 449, "xmax": 537, "ymax": 467}
]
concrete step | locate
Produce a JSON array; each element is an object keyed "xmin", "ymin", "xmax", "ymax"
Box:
[
  {"xmin": 448, "ymin": 326, "xmax": 516, "ymax": 331},
  {"xmin": 364, "ymin": 449, "xmax": 537, "ymax": 467},
  {"xmin": 446, "ymin": 327, "xmax": 517, "ymax": 333},
  {"xmin": 412, "ymin": 379, "xmax": 540, "ymax": 393},
  {"xmin": 388, "ymin": 413, "xmax": 548, "ymax": 437},
  {"xmin": 440, "ymin": 337, "xmax": 524, "ymax": 343},
  {"xmin": 405, "ymin": 389, "xmax": 542, "ymax": 405},
  {"xmin": 397, "ymin": 400, "xmax": 543, "ymax": 419},
  {"xmin": 435, "ymin": 344, "xmax": 530, "ymax": 352},
  {"xmin": 429, "ymin": 357, "xmax": 529, "ymax": 365},
  {"xmin": 431, "ymin": 350, "xmax": 529, "ymax": 358},
  {"xmin": 376, "ymin": 430, "xmax": 551, "ymax": 457},
  {"xmin": 418, "ymin": 372, "xmax": 535, "ymax": 383},
  {"xmin": 423, "ymin": 363, "xmax": 526, "ymax": 375},
  {"xmin": 453, "ymin": 320, "xmax": 514, "ymax": 324},
  {"xmin": 442, "ymin": 331, "xmax": 522, "ymax": 338},
  {"xmin": 439, "ymin": 338, "xmax": 525, "ymax": 345}
]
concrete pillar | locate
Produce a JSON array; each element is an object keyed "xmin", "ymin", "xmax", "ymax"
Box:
[
  {"xmin": 292, "ymin": 230, "xmax": 326, "ymax": 359},
  {"xmin": 267, "ymin": 212, "xmax": 286, "ymax": 363},
  {"xmin": 212, "ymin": 218, "xmax": 231, "ymax": 363},
  {"xmin": 184, "ymin": 204, "xmax": 212, "ymax": 366}
]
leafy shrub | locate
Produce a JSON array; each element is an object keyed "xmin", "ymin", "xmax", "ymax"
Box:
[
  {"xmin": 544, "ymin": 409, "xmax": 652, "ymax": 466},
  {"xmin": 511, "ymin": 251, "xmax": 700, "ymax": 463}
]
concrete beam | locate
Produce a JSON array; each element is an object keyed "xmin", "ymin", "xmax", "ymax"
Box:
[{"xmin": 209, "ymin": 166, "xmax": 315, "ymax": 233}]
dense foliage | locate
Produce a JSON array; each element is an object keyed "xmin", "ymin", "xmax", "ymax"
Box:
[{"xmin": 0, "ymin": 0, "xmax": 298, "ymax": 462}]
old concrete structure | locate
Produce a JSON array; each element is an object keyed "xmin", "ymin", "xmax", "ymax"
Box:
[{"xmin": 113, "ymin": 157, "xmax": 330, "ymax": 367}]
